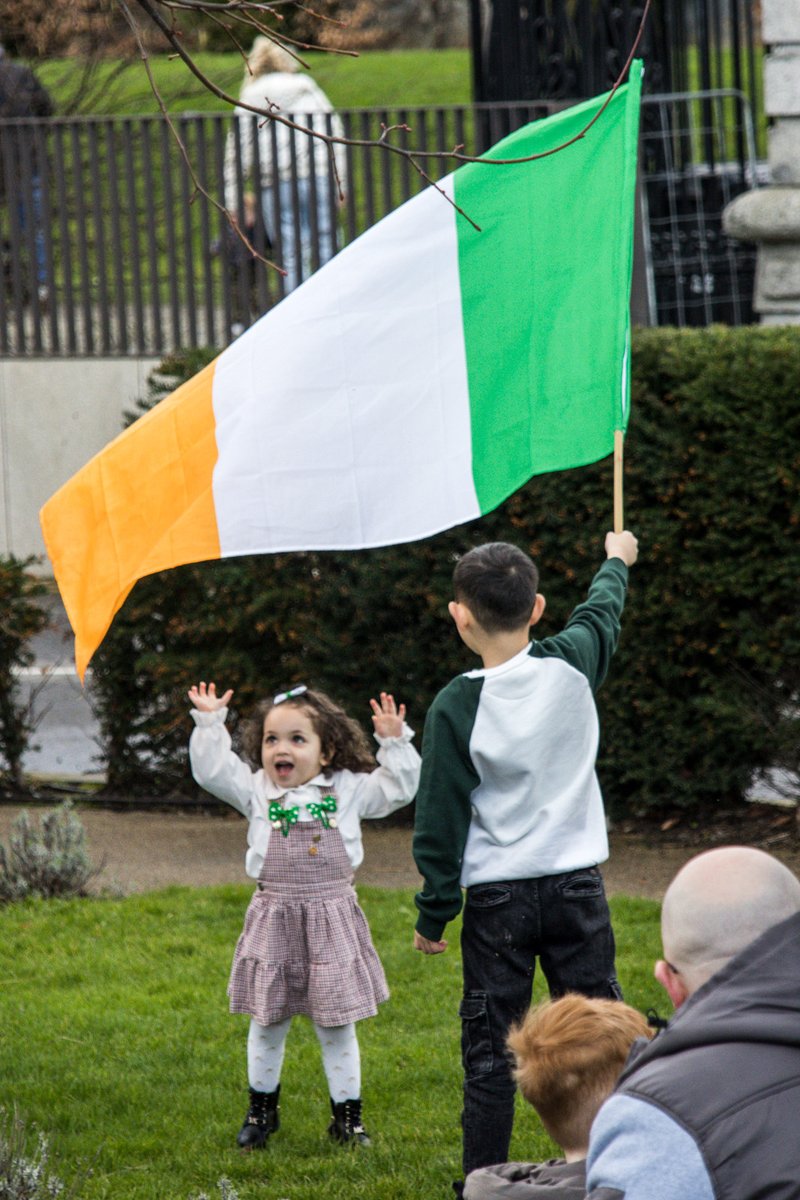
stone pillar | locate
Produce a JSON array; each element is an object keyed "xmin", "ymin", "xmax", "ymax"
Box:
[{"xmin": 723, "ymin": 0, "xmax": 800, "ymax": 324}]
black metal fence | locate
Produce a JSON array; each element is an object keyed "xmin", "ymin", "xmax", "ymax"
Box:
[
  {"xmin": 469, "ymin": 0, "xmax": 761, "ymax": 122},
  {"xmin": 0, "ymin": 94, "xmax": 760, "ymax": 358}
]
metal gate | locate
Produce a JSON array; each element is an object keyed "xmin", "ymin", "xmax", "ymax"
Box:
[
  {"xmin": 639, "ymin": 89, "xmax": 760, "ymax": 326},
  {"xmin": 469, "ymin": 0, "xmax": 762, "ymax": 119}
]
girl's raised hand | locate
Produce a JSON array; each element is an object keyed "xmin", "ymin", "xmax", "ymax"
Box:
[
  {"xmin": 188, "ymin": 681, "xmax": 234, "ymax": 712},
  {"xmin": 370, "ymin": 692, "xmax": 406, "ymax": 739}
]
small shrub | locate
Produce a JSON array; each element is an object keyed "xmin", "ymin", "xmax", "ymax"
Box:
[
  {"xmin": 0, "ymin": 1107, "xmax": 69, "ymax": 1200},
  {"xmin": 0, "ymin": 1104, "xmax": 237, "ymax": 1200},
  {"xmin": 122, "ymin": 348, "xmax": 218, "ymax": 430},
  {"xmin": 0, "ymin": 803, "xmax": 100, "ymax": 903},
  {"xmin": 189, "ymin": 1180, "xmax": 240, "ymax": 1200}
]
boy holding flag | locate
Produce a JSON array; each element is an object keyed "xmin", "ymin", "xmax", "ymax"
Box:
[{"xmin": 412, "ymin": 529, "xmax": 638, "ymax": 1189}]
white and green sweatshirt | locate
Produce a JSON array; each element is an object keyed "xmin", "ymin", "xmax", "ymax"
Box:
[{"xmin": 413, "ymin": 557, "xmax": 629, "ymax": 942}]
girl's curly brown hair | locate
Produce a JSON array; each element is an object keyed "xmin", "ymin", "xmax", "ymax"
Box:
[{"xmin": 241, "ymin": 688, "xmax": 376, "ymax": 775}]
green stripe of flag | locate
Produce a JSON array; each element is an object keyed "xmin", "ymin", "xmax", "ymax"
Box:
[{"xmin": 455, "ymin": 60, "xmax": 643, "ymax": 514}]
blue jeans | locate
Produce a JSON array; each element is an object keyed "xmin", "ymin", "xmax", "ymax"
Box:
[
  {"xmin": 263, "ymin": 175, "xmax": 336, "ymax": 293},
  {"xmin": 459, "ymin": 868, "xmax": 621, "ymax": 1178},
  {"xmin": 16, "ymin": 175, "xmax": 47, "ymax": 288}
]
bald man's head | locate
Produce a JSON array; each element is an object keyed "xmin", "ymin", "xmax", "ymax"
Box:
[{"xmin": 660, "ymin": 846, "xmax": 800, "ymax": 997}]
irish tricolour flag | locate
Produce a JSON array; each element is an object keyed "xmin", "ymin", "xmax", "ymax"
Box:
[{"xmin": 41, "ymin": 62, "xmax": 642, "ymax": 679}]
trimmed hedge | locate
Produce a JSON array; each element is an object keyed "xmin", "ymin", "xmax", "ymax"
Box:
[
  {"xmin": 89, "ymin": 327, "xmax": 800, "ymax": 815},
  {"xmin": 0, "ymin": 558, "xmax": 47, "ymax": 790}
]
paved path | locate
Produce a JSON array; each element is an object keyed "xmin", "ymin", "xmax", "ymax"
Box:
[{"xmin": 0, "ymin": 804, "xmax": 721, "ymax": 900}]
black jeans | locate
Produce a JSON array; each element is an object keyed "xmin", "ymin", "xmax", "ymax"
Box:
[{"xmin": 459, "ymin": 868, "xmax": 621, "ymax": 1177}]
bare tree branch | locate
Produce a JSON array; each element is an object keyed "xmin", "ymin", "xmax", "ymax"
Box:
[
  {"xmin": 126, "ymin": 0, "xmax": 651, "ymax": 168},
  {"xmin": 118, "ymin": 0, "xmax": 286, "ymax": 271},
  {"xmin": 119, "ymin": 0, "xmax": 650, "ymax": 264}
]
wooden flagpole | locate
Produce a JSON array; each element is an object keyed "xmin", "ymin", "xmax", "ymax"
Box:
[{"xmin": 613, "ymin": 429, "xmax": 624, "ymax": 533}]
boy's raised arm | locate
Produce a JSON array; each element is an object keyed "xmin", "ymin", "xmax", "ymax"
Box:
[{"xmin": 536, "ymin": 530, "xmax": 638, "ymax": 692}]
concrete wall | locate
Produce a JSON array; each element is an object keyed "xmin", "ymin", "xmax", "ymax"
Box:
[{"xmin": 0, "ymin": 358, "xmax": 160, "ymax": 570}]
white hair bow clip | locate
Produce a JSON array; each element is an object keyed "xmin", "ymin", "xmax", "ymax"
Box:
[{"xmin": 273, "ymin": 684, "xmax": 308, "ymax": 705}]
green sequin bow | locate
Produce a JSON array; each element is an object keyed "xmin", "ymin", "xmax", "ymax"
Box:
[
  {"xmin": 308, "ymin": 795, "xmax": 338, "ymax": 828},
  {"xmin": 268, "ymin": 801, "xmax": 299, "ymax": 837}
]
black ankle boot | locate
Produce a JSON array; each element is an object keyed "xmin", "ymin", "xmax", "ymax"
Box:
[
  {"xmin": 236, "ymin": 1085, "xmax": 280, "ymax": 1150},
  {"xmin": 328, "ymin": 1097, "xmax": 371, "ymax": 1146}
]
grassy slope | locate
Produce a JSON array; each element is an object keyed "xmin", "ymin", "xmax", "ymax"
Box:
[
  {"xmin": 0, "ymin": 887, "xmax": 663, "ymax": 1199},
  {"xmin": 33, "ymin": 44, "xmax": 768, "ymax": 167},
  {"xmin": 34, "ymin": 44, "xmax": 765, "ymax": 119},
  {"xmin": 36, "ymin": 49, "xmax": 472, "ymax": 116}
]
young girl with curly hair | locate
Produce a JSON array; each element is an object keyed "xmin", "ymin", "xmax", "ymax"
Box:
[{"xmin": 187, "ymin": 681, "xmax": 420, "ymax": 1151}]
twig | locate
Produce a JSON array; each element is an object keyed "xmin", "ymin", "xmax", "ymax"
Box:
[
  {"xmin": 119, "ymin": 0, "xmax": 286, "ymax": 273},
  {"xmin": 123, "ymin": 0, "xmax": 651, "ymax": 263},
  {"xmin": 129, "ymin": 0, "xmax": 650, "ymax": 169}
]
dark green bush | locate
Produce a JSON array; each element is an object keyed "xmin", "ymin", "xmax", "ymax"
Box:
[
  {"xmin": 89, "ymin": 327, "xmax": 800, "ymax": 816},
  {"xmin": 614, "ymin": 326, "xmax": 799, "ymax": 812},
  {"xmin": 0, "ymin": 558, "xmax": 47, "ymax": 791}
]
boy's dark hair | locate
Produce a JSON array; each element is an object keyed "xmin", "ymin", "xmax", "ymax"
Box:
[
  {"xmin": 453, "ymin": 542, "xmax": 539, "ymax": 633},
  {"xmin": 241, "ymin": 687, "xmax": 376, "ymax": 774}
]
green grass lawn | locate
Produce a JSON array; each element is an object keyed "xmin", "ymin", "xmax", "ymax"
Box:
[
  {"xmin": 35, "ymin": 43, "xmax": 764, "ymax": 120},
  {"xmin": 0, "ymin": 886, "xmax": 663, "ymax": 1200},
  {"xmin": 37, "ymin": 49, "xmax": 472, "ymax": 117}
]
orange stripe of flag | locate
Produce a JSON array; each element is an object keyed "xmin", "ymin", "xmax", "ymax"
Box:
[{"xmin": 40, "ymin": 359, "xmax": 221, "ymax": 681}]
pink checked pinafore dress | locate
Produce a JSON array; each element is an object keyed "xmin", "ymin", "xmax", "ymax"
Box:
[{"xmin": 227, "ymin": 788, "xmax": 389, "ymax": 1027}]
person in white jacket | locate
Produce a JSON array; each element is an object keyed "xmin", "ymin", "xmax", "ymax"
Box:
[
  {"xmin": 188, "ymin": 680, "xmax": 420, "ymax": 1150},
  {"xmin": 223, "ymin": 37, "xmax": 345, "ymax": 294}
]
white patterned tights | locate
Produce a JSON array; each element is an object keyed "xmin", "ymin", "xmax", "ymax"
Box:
[{"xmin": 247, "ymin": 1016, "xmax": 361, "ymax": 1101}]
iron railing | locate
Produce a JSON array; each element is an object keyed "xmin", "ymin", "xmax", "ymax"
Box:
[
  {"xmin": 0, "ymin": 94, "xmax": 760, "ymax": 357},
  {"xmin": 469, "ymin": 0, "xmax": 761, "ymax": 125}
]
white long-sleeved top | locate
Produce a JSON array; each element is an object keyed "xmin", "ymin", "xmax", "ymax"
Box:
[
  {"xmin": 189, "ymin": 707, "xmax": 420, "ymax": 878},
  {"xmin": 223, "ymin": 71, "xmax": 346, "ymax": 209}
]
